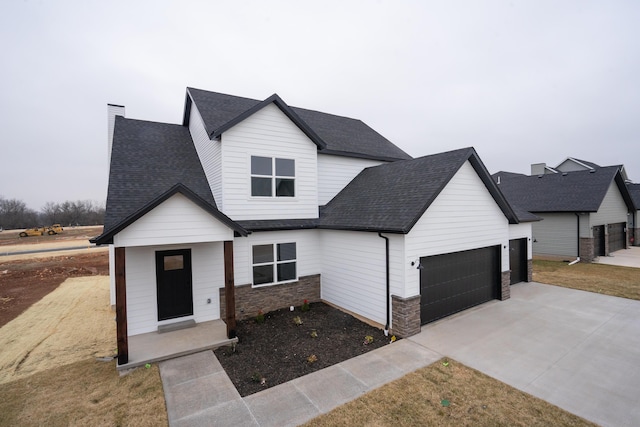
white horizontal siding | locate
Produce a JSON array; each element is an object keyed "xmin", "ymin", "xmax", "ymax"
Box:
[
  {"xmin": 113, "ymin": 193, "xmax": 234, "ymax": 248},
  {"xmin": 317, "ymin": 155, "xmax": 383, "ymax": 205},
  {"xmin": 220, "ymin": 104, "xmax": 318, "ymax": 220},
  {"xmin": 125, "ymin": 242, "xmax": 224, "ymax": 336},
  {"xmin": 320, "ymin": 230, "xmax": 387, "ymax": 326},
  {"xmin": 508, "ymin": 223, "xmax": 533, "ymax": 259},
  {"xmin": 532, "ymin": 213, "xmax": 577, "ymax": 257},
  {"xmin": 590, "ymin": 181, "xmax": 628, "ymax": 226},
  {"xmin": 404, "ymin": 161, "xmax": 510, "ymax": 298},
  {"xmin": 188, "ymin": 100, "xmax": 223, "ymax": 208},
  {"xmin": 232, "ymin": 230, "xmax": 321, "ymax": 286}
]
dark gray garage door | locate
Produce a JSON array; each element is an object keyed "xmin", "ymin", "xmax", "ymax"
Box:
[
  {"xmin": 509, "ymin": 238, "xmax": 527, "ymax": 285},
  {"xmin": 609, "ymin": 222, "xmax": 626, "ymax": 252},
  {"xmin": 420, "ymin": 246, "xmax": 500, "ymax": 325},
  {"xmin": 593, "ymin": 225, "xmax": 606, "ymax": 256}
]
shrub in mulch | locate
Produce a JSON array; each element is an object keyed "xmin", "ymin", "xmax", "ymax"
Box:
[{"xmin": 214, "ymin": 302, "xmax": 397, "ymax": 396}]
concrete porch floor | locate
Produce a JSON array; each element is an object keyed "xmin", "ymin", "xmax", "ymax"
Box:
[{"xmin": 117, "ymin": 319, "xmax": 237, "ymax": 371}]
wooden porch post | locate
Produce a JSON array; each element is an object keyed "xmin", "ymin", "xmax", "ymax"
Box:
[
  {"xmin": 223, "ymin": 241, "xmax": 237, "ymax": 339},
  {"xmin": 115, "ymin": 247, "xmax": 128, "ymax": 365}
]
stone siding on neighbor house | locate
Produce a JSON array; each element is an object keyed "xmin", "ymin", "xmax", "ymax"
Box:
[
  {"xmin": 633, "ymin": 228, "xmax": 639, "ymax": 246},
  {"xmin": 391, "ymin": 295, "xmax": 421, "ymax": 338},
  {"xmin": 527, "ymin": 259, "xmax": 533, "ymax": 282},
  {"xmin": 580, "ymin": 237, "xmax": 595, "ymax": 263},
  {"xmin": 220, "ymin": 274, "xmax": 321, "ymax": 321},
  {"xmin": 501, "ymin": 271, "xmax": 510, "ymax": 300}
]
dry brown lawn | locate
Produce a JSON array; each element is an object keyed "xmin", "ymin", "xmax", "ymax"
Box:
[
  {"xmin": 304, "ymin": 358, "xmax": 596, "ymax": 427},
  {"xmin": 0, "ymin": 358, "xmax": 166, "ymax": 427},
  {"xmin": 533, "ymin": 259, "xmax": 640, "ymax": 300},
  {"xmin": 0, "ymin": 275, "xmax": 167, "ymax": 426}
]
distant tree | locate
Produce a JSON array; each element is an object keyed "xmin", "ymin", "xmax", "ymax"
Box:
[
  {"xmin": 0, "ymin": 196, "xmax": 39, "ymax": 229},
  {"xmin": 41, "ymin": 201, "xmax": 62, "ymax": 224}
]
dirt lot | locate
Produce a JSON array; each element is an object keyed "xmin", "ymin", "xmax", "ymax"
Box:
[{"xmin": 0, "ymin": 251, "xmax": 109, "ymax": 328}]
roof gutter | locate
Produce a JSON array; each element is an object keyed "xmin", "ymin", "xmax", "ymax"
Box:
[{"xmin": 378, "ymin": 232, "xmax": 390, "ymax": 336}]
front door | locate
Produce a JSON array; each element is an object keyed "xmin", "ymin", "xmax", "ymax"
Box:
[{"xmin": 156, "ymin": 249, "xmax": 193, "ymax": 321}]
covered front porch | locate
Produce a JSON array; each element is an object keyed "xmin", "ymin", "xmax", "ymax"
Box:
[{"xmin": 116, "ymin": 319, "xmax": 237, "ymax": 371}]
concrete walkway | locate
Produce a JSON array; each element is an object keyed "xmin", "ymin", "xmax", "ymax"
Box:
[
  {"xmin": 160, "ymin": 282, "xmax": 640, "ymax": 427},
  {"xmin": 160, "ymin": 340, "xmax": 442, "ymax": 426}
]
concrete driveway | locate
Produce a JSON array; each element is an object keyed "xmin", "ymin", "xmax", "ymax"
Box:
[
  {"xmin": 409, "ymin": 282, "xmax": 640, "ymax": 427},
  {"xmin": 594, "ymin": 246, "xmax": 640, "ymax": 268}
]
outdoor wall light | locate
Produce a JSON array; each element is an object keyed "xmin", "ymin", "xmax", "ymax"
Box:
[{"xmin": 411, "ymin": 260, "xmax": 424, "ymax": 270}]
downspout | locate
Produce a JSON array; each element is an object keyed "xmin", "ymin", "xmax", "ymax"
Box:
[
  {"xmin": 378, "ymin": 232, "xmax": 390, "ymax": 336},
  {"xmin": 569, "ymin": 213, "xmax": 581, "ymax": 265}
]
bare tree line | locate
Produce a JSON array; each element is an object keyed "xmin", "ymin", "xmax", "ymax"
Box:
[{"xmin": 0, "ymin": 196, "xmax": 105, "ymax": 230}]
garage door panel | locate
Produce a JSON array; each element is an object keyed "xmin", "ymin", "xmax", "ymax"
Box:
[
  {"xmin": 420, "ymin": 246, "xmax": 500, "ymax": 325},
  {"xmin": 608, "ymin": 223, "xmax": 626, "ymax": 253}
]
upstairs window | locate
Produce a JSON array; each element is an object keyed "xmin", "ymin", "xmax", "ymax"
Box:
[
  {"xmin": 251, "ymin": 156, "xmax": 295, "ymax": 197},
  {"xmin": 252, "ymin": 243, "xmax": 297, "ymax": 286}
]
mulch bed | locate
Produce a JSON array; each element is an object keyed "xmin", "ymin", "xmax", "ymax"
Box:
[
  {"xmin": 0, "ymin": 252, "xmax": 109, "ymax": 327},
  {"xmin": 214, "ymin": 302, "xmax": 396, "ymax": 397}
]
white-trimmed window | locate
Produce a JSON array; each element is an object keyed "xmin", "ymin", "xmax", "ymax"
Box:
[
  {"xmin": 252, "ymin": 243, "xmax": 297, "ymax": 286},
  {"xmin": 251, "ymin": 156, "xmax": 295, "ymax": 197}
]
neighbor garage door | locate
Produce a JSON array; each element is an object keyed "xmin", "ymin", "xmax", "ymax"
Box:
[
  {"xmin": 608, "ymin": 222, "xmax": 626, "ymax": 252},
  {"xmin": 420, "ymin": 246, "xmax": 500, "ymax": 325}
]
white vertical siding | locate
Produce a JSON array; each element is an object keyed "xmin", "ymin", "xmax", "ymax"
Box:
[
  {"xmin": 532, "ymin": 213, "xmax": 577, "ymax": 257},
  {"xmin": 508, "ymin": 223, "xmax": 533, "ymax": 259},
  {"xmin": 107, "ymin": 104, "xmax": 125, "ymax": 163},
  {"xmin": 220, "ymin": 104, "xmax": 318, "ymax": 220},
  {"xmin": 404, "ymin": 161, "xmax": 510, "ymax": 298},
  {"xmin": 188, "ymin": 101, "xmax": 223, "ymax": 208},
  {"xmin": 317, "ymin": 155, "xmax": 383, "ymax": 205},
  {"xmin": 113, "ymin": 193, "xmax": 234, "ymax": 248},
  {"xmin": 125, "ymin": 242, "xmax": 224, "ymax": 336},
  {"xmin": 232, "ymin": 230, "xmax": 321, "ymax": 286},
  {"xmin": 590, "ymin": 181, "xmax": 628, "ymax": 225},
  {"xmin": 320, "ymin": 230, "xmax": 388, "ymax": 326}
]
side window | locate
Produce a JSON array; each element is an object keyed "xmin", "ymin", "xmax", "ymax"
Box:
[
  {"xmin": 252, "ymin": 243, "xmax": 297, "ymax": 286},
  {"xmin": 251, "ymin": 156, "xmax": 295, "ymax": 197}
]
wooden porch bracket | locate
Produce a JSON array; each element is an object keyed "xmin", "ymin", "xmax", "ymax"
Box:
[
  {"xmin": 224, "ymin": 241, "xmax": 237, "ymax": 339},
  {"xmin": 115, "ymin": 247, "xmax": 129, "ymax": 365}
]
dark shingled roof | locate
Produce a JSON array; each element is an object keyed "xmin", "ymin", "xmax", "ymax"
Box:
[
  {"xmin": 318, "ymin": 147, "xmax": 519, "ymax": 233},
  {"xmin": 495, "ymin": 166, "xmax": 634, "ymax": 212},
  {"xmin": 186, "ymin": 87, "xmax": 412, "ymax": 162},
  {"xmin": 235, "ymin": 218, "xmax": 318, "ymax": 232},
  {"xmin": 93, "ymin": 116, "xmax": 245, "ymax": 244},
  {"xmin": 628, "ymin": 183, "xmax": 640, "ymax": 210}
]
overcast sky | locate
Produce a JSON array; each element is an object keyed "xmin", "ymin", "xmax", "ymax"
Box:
[{"xmin": 1, "ymin": 0, "xmax": 639, "ymax": 210}]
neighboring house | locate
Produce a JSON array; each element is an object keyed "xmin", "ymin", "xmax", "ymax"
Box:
[
  {"xmin": 493, "ymin": 163, "xmax": 635, "ymax": 262},
  {"xmin": 628, "ymin": 183, "xmax": 640, "ymax": 246},
  {"xmin": 93, "ymin": 88, "xmax": 534, "ymax": 366}
]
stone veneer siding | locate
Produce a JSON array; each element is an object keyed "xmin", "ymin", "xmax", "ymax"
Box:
[
  {"xmin": 501, "ymin": 271, "xmax": 510, "ymax": 300},
  {"xmin": 580, "ymin": 237, "xmax": 595, "ymax": 263},
  {"xmin": 633, "ymin": 228, "xmax": 639, "ymax": 246},
  {"xmin": 220, "ymin": 274, "xmax": 321, "ymax": 321},
  {"xmin": 527, "ymin": 259, "xmax": 533, "ymax": 282},
  {"xmin": 391, "ymin": 295, "xmax": 421, "ymax": 338}
]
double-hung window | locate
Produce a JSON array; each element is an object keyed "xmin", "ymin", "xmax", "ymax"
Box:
[
  {"xmin": 252, "ymin": 243, "xmax": 297, "ymax": 286},
  {"xmin": 251, "ymin": 156, "xmax": 295, "ymax": 197}
]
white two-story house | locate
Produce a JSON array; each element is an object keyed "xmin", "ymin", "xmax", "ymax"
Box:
[{"xmin": 93, "ymin": 88, "xmax": 535, "ymax": 367}]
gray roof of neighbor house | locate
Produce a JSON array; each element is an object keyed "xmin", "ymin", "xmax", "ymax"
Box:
[
  {"xmin": 628, "ymin": 183, "xmax": 640, "ymax": 210},
  {"xmin": 185, "ymin": 87, "xmax": 412, "ymax": 162},
  {"xmin": 494, "ymin": 166, "xmax": 635, "ymax": 213},
  {"xmin": 317, "ymin": 147, "xmax": 521, "ymax": 233},
  {"xmin": 93, "ymin": 116, "xmax": 246, "ymax": 245}
]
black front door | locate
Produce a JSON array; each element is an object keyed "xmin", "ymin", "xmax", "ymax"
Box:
[{"xmin": 156, "ymin": 249, "xmax": 193, "ymax": 321}]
